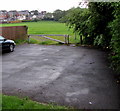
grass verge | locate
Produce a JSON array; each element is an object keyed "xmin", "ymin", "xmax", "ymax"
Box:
[{"xmin": 2, "ymin": 95, "xmax": 69, "ymax": 110}]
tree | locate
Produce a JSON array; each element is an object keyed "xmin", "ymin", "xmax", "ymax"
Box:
[
  {"xmin": 64, "ymin": 7, "xmax": 91, "ymax": 44},
  {"xmin": 53, "ymin": 9, "xmax": 67, "ymax": 21},
  {"xmin": 64, "ymin": 1, "xmax": 120, "ymax": 77},
  {"xmin": 109, "ymin": 2, "xmax": 120, "ymax": 74},
  {"xmin": 43, "ymin": 12, "xmax": 54, "ymax": 20},
  {"xmin": 88, "ymin": 2, "xmax": 114, "ymax": 47}
]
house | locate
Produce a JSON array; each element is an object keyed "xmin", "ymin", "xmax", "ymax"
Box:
[
  {"xmin": 0, "ymin": 10, "xmax": 9, "ymax": 22},
  {"xmin": 0, "ymin": 10, "xmax": 48, "ymax": 22},
  {"xmin": 8, "ymin": 10, "xmax": 19, "ymax": 21},
  {"xmin": 18, "ymin": 10, "xmax": 30, "ymax": 20},
  {"xmin": 30, "ymin": 10, "xmax": 47, "ymax": 20}
]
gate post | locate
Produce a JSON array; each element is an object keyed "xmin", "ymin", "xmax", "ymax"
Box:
[
  {"xmin": 67, "ymin": 35, "xmax": 69, "ymax": 45},
  {"xmin": 64, "ymin": 35, "xmax": 67, "ymax": 44},
  {"xmin": 28, "ymin": 35, "xmax": 30, "ymax": 44}
]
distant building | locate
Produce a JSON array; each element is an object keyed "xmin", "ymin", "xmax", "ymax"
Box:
[
  {"xmin": 30, "ymin": 10, "xmax": 46, "ymax": 20},
  {"xmin": 18, "ymin": 10, "xmax": 29, "ymax": 16},
  {"xmin": 8, "ymin": 10, "xmax": 19, "ymax": 21},
  {"xmin": 18, "ymin": 10, "xmax": 30, "ymax": 20},
  {"xmin": 0, "ymin": 10, "xmax": 48, "ymax": 22},
  {"xmin": 0, "ymin": 10, "xmax": 9, "ymax": 22}
]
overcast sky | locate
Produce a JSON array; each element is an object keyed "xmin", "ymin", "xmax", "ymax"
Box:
[{"xmin": 0, "ymin": 0, "xmax": 81, "ymax": 12}]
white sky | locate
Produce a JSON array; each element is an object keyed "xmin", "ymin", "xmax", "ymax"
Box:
[{"xmin": 0, "ymin": 0, "xmax": 81, "ymax": 12}]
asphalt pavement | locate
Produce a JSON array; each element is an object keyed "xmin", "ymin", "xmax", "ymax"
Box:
[{"xmin": 2, "ymin": 44, "xmax": 120, "ymax": 109}]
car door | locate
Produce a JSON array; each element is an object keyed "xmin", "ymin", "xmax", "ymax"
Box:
[
  {"xmin": 0, "ymin": 36, "xmax": 9, "ymax": 51},
  {"xmin": 2, "ymin": 40, "xmax": 11, "ymax": 50}
]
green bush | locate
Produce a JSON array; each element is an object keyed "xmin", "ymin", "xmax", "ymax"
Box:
[
  {"xmin": 64, "ymin": 2, "xmax": 120, "ymax": 78},
  {"xmin": 109, "ymin": 3, "xmax": 120, "ymax": 76}
]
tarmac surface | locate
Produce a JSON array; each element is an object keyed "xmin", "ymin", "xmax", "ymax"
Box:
[{"xmin": 2, "ymin": 44, "xmax": 120, "ymax": 109}]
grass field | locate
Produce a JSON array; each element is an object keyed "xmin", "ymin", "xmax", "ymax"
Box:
[
  {"xmin": 2, "ymin": 21, "xmax": 80, "ymax": 44},
  {"xmin": 2, "ymin": 21, "xmax": 73, "ymax": 35}
]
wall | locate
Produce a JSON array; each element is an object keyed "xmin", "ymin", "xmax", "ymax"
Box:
[{"xmin": 0, "ymin": 26, "xmax": 28, "ymax": 40}]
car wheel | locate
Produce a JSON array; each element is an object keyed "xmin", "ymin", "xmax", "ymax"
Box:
[{"xmin": 9, "ymin": 44, "xmax": 14, "ymax": 52}]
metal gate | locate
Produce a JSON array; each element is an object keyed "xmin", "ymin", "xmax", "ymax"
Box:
[{"xmin": 28, "ymin": 34, "xmax": 70, "ymax": 45}]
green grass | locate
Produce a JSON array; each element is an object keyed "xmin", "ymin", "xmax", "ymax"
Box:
[
  {"xmin": 2, "ymin": 21, "xmax": 80, "ymax": 44},
  {"xmin": 2, "ymin": 95, "xmax": 70, "ymax": 110},
  {"xmin": 29, "ymin": 37, "xmax": 59, "ymax": 45},
  {"xmin": 2, "ymin": 21, "xmax": 72, "ymax": 35},
  {"xmin": 14, "ymin": 39, "xmax": 28, "ymax": 45},
  {"xmin": 0, "ymin": 94, "xmax": 1, "ymax": 111}
]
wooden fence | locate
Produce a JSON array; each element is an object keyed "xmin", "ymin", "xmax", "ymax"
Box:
[{"xmin": 0, "ymin": 26, "xmax": 28, "ymax": 40}]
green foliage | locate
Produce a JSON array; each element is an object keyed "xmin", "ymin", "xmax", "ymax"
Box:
[
  {"xmin": 63, "ymin": 2, "xmax": 120, "ymax": 76},
  {"xmin": 88, "ymin": 2, "xmax": 120, "ymax": 75},
  {"xmin": 109, "ymin": 2, "xmax": 120, "ymax": 74},
  {"xmin": 94, "ymin": 34, "xmax": 104, "ymax": 46},
  {"xmin": 88, "ymin": 2, "xmax": 114, "ymax": 47},
  {"xmin": 44, "ymin": 12, "xmax": 54, "ymax": 21},
  {"xmin": 64, "ymin": 7, "xmax": 91, "ymax": 44},
  {"xmin": 53, "ymin": 9, "xmax": 67, "ymax": 21}
]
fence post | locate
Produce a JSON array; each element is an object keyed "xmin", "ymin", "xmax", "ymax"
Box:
[
  {"xmin": 28, "ymin": 35, "xmax": 30, "ymax": 44},
  {"xmin": 64, "ymin": 35, "xmax": 67, "ymax": 44},
  {"xmin": 67, "ymin": 35, "xmax": 69, "ymax": 45}
]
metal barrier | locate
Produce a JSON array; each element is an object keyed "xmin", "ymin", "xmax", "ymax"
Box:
[{"xmin": 28, "ymin": 34, "xmax": 70, "ymax": 44}]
